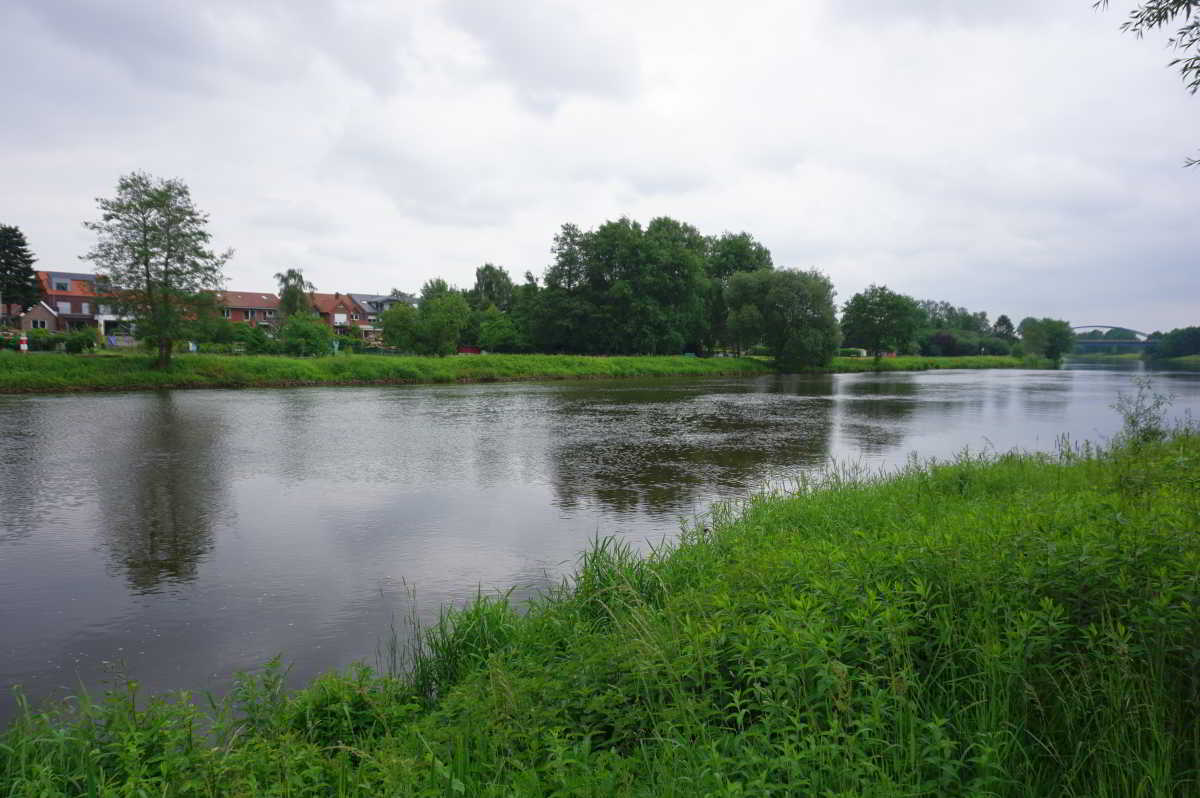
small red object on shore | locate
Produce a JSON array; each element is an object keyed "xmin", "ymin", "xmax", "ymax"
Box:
[{"xmin": 19, "ymin": 333, "xmax": 28, "ymax": 352}]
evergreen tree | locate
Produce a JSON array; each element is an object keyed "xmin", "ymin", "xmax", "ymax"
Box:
[{"xmin": 0, "ymin": 224, "xmax": 42, "ymax": 321}]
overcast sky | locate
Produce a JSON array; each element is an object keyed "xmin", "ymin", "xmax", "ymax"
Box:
[{"xmin": 4, "ymin": 0, "xmax": 1196, "ymax": 330}]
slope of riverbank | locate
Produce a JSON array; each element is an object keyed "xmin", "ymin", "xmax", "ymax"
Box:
[
  {"xmin": 4, "ymin": 430, "xmax": 1197, "ymax": 796},
  {"xmin": 0, "ymin": 352, "xmax": 1035, "ymax": 393},
  {"xmin": 0, "ymin": 352, "xmax": 773, "ymax": 393}
]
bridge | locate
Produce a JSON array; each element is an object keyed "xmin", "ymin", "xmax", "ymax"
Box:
[{"xmin": 1071, "ymin": 325, "xmax": 1152, "ymax": 352}]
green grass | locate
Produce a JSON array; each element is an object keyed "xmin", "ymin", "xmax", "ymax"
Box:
[
  {"xmin": 0, "ymin": 352, "xmax": 772, "ymax": 393},
  {"xmin": 0, "ymin": 352, "xmax": 1041, "ymax": 394},
  {"xmin": 826, "ymin": 354, "xmax": 1042, "ymax": 372},
  {"xmin": 4, "ymin": 431, "xmax": 1198, "ymax": 796}
]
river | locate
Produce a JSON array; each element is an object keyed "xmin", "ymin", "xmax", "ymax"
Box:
[{"xmin": 2, "ymin": 362, "xmax": 1198, "ymax": 723}]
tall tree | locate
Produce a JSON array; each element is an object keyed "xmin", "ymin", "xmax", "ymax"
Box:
[
  {"xmin": 725, "ymin": 268, "xmax": 840, "ymax": 368},
  {"xmin": 275, "ymin": 268, "xmax": 315, "ymax": 318},
  {"xmin": 0, "ymin": 224, "xmax": 42, "ymax": 322},
  {"xmin": 993, "ymin": 314, "xmax": 1016, "ymax": 341},
  {"xmin": 471, "ymin": 264, "xmax": 514, "ymax": 311},
  {"xmin": 841, "ymin": 285, "xmax": 924, "ymax": 364},
  {"xmin": 1098, "ymin": 1, "xmax": 1200, "ymax": 164},
  {"xmin": 83, "ymin": 173, "xmax": 230, "ymax": 368}
]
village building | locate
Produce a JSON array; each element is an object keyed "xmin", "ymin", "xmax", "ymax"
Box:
[{"xmin": 218, "ymin": 291, "xmax": 280, "ymax": 328}]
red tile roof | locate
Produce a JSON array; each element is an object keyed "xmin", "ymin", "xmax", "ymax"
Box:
[
  {"xmin": 219, "ymin": 291, "xmax": 279, "ymax": 309},
  {"xmin": 310, "ymin": 292, "xmax": 365, "ymax": 315}
]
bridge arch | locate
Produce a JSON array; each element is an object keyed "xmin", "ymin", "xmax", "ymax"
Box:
[{"xmin": 1071, "ymin": 325, "xmax": 1150, "ymax": 341}]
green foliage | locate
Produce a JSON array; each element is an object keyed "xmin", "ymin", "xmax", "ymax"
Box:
[
  {"xmin": 278, "ymin": 315, "xmax": 333, "ymax": 356},
  {"xmin": 82, "ymin": 172, "xmax": 231, "ymax": 368},
  {"xmin": 0, "ymin": 223, "xmax": 42, "ymax": 315},
  {"xmin": 275, "ymin": 268, "xmax": 315, "ymax": 318},
  {"xmin": 3, "ymin": 432, "xmax": 1199, "ymax": 795},
  {"xmin": 841, "ymin": 284, "xmax": 924, "ymax": 360},
  {"xmin": 64, "ymin": 328, "xmax": 97, "ymax": 354},
  {"xmin": 992, "ymin": 313, "xmax": 1016, "ymax": 340},
  {"xmin": 724, "ymin": 269, "xmax": 840, "ymax": 367},
  {"xmin": 1018, "ymin": 317, "xmax": 1076, "ymax": 361},
  {"xmin": 470, "ymin": 263, "xmax": 515, "ymax": 311},
  {"xmin": 421, "ymin": 291, "xmax": 472, "ymax": 356},
  {"xmin": 478, "ymin": 305, "xmax": 520, "ymax": 352},
  {"xmin": 1150, "ymin": 325, "xmax": 1200, "ymax": 358}
]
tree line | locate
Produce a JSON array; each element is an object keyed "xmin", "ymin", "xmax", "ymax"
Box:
[{"xmin": 2, "ymin": 172, "xmax": 1091, "ymax": 368}]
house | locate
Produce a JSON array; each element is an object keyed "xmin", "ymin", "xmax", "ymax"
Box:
[
  {"xmin": 311, "ymin": 292, "xmax": 370, "ymax": 334},
  {"xmin": 18, "ymin": 301, "xmax": 59, "ymax": 332},
  {"xmin": 348, "ymin": 292, "xmax": 417, "ymax": 339},
  {"xmin": 38, "ymin": 271, "xmax": 99, "ymax": 331},
  {"xmin": 218, "ymin": 291, "xmax": 280, "ymax": 328}
]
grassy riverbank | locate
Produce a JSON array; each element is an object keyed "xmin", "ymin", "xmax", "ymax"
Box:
[
  {"xmin": 4, "ymin": 429, "xmax": 1198, "ymax": 796},
  {"xmin": 826, "ymin": 354, "xmax": 1040, "ymax": 372},
  {"xmin": 0, "ymin": 352, "xmax": 772, "ymax": 393},
  {"xmin": 0, "ymin": 352, "xmax": 1039, "ymax": 394}
]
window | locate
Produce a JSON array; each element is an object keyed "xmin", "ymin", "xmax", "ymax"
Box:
[
  {"xmin": 53, "ymin": 279, "xmax": 70, "ymax": 291},
  {"xmin": 221, "ymin": 308, "xmax": 231, "ymax": 318},
  {"xmin": 368, "ymin": 315, "xmax": 377, "ymax": 323},
  {"xmin": 57, "ymin": 301, "xmax": 71, "ymax": 314},
  {"xmin": 265, "ymin": 309, "xmax": 275, "ymax": 317},
  {"xmin": 351, "ymin": 313, "xmax": 360, "ymax": 321},
  {"xmin": 32, "ymin": 319, "xmax": 48, "ymax": 329},
  {"xmin": 334, "ymin": 313, "xmax": 347, "ymax": 325},
  {"xmin": 98, "ymin": 305, "xmax": 110, "ymax": 315},
  {"xmin": 246, "ymin": 309, "xmax": 257, "ymax": 320},
  {"xmin": 80, "ymin": 302, "xmax": 90, "ymax": 314}
]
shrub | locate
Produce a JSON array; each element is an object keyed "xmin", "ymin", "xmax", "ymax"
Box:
[{"xmin": 278, "ymin": 315, "xmax": 333, "ymax": 356}]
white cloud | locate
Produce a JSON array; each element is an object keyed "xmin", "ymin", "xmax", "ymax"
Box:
[{"xmin": 2, "ymin": 0, "xmax": 1197, "ymax": 328}]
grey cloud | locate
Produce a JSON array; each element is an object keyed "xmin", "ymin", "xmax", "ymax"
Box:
[
  {"xmin": 326, "ymin": 132, "xmax": 519, "ymax": 227},
  {"xmin": 440, "ymin": 0, "xmax": 639, "ymax": 111},
  {"xmin": 15, "ymin": 0, "xmax": 409, "ymax": 95}
]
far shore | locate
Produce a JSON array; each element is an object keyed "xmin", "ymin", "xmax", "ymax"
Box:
[{"xmin": 0, "ymin": 352, "xmax": 1042, "ymax": 395}]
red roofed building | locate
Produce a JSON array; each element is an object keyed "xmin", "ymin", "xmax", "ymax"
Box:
[
  {"xmin": 218, "ymin": 291, "xmax": 280, "ymax": 328},
  {"xmin": 310, "ymin": 292, "xmax": 370, "ymax": 334}
]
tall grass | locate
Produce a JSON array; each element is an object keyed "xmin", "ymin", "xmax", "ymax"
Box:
[
  {"xmin": 3, "ymin": 431, "xmax": 1198, "ymax": 795},
  {"xmin": 826, "ymin": 354, "xmax": 1046, "ymax": 372},
  {"xmin": 0, "ymin": 351, "xmax": 1042, "ymax": 394}
]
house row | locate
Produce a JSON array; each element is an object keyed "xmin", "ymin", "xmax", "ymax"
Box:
[{"xmin": 4, "ymin": 272, "xmax": 417, "ymax": 339}]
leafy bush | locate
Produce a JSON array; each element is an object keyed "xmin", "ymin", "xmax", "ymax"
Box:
[
  {"xmin": 64, "ymin": 329, "xmax": 97, "ymax": 354},
  {"xmin": 278, "ymin": 315, "xmax": 333, "ymax": 356}
]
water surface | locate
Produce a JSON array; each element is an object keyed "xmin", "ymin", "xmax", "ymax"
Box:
[{"xmin": 2, "ymin": 363, "xmax": 1198, "ymax": 722}]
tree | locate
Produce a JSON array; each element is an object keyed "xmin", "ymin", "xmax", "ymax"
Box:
[
  {"xmin": 421, "ymin": 291, "xmax": 471, "ymax": 356},
  {"xmin": 471, "ymin": 264, "xmax": 514, "ymax": 311},
  {"xmin": 841, "ymin": 285, "xmax": 924, "ymax": 364},
  {"xmin": 275, "ymin": 268, "xmax": 315, "ymax": 318},
  {"xmin": 380, "ymin": 302, "xmax": 421, "ymax": 351},
  {"xmin": 478, "ymin": 305, "xmax": 519, "ymax": 351},
  {"xmin": 725, "ymin": 268, "xmax": 840, "ymax": 368},
  {"xmin": 278, "ymin": 314, "xmax": 332, "ymax": 356},
  {"xmin": 993, "ymin": 314, "xmax": 1016, "ymax": 341},
  {"xmin": 1098, "ymin": 1, "xmax": 1200, "ymax": 164},
  {"xmin": 0, "ymin": 224, "xmax": 42, "ymax": 323},
  {"xmin": 83, "ymin": 173, "xmax": 230, "ymax": 368},
  {"xmin": 1018, "ymin": 317, "xmax": 1076, "ymax": 360}
]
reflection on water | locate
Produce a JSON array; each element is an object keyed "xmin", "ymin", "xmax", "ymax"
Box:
[
  {"xmin": 2, "ymin": 364, "xmax": 1199, "ymax": 723},
  {"xmin": 93, "ymin": 394, "xmax": 228, "ymax": 593}
]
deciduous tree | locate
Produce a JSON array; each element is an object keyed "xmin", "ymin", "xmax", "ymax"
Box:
[
  {"xmin": 83, "ymin": 173, "xmax": 230, "ymax": 368},
  {"xmin": 841, "ymin": 285, "xmax": 924, "ymax": 364}
]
